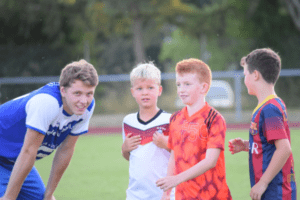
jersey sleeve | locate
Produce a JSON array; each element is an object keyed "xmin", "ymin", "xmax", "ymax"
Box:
[
  {"xmin": 122, "ymin": 119, "xmax": 126, "ymax": 142},
  {"xmin": 167, "ymin": 113, "xmax": 176, "ymax": 150},
  {"xmin": 70, "ymin": 99, "xmax": 95, "ymax": 136},
  {"xmin": 25, "ymin": 94, "xmax": 59, "ymax": 135},
  {"xmin": 206, "ymin": 114, "xmax": 226, "ymax": 151},
  {"xmin": 262, "ymin": 104, "xmax": 288, "ymax": 143}
]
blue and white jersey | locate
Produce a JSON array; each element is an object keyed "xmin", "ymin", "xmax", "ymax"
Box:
[{"xmin": 0, "ymin": 82, "xmax": 95, "ymax": 161}]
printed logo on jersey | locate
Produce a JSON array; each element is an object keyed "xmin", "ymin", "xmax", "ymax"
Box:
[
  {"xmin": 180, "ymin": 121, "xmax": 207, "ymax": 142},
  {"xmin": 36, "ymin": 119, "xmax": 83, "ymax": 160},
  {"xmin": 46, "ymin": 119, "xmax": 82, "ymax": 137},
  {"xmin": 250, "ymin": 142, "xmax": 259, "ymax": 154},
  {"xmin": 250, "ymin": 122, "xmax": 258, "ymax": 135},
  {"xmin": 157, "ymin": 126, "xmax": 166, "ymax": 134}
]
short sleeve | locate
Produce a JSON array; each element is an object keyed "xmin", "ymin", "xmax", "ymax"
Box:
[
  {"xmin": 70, "ymin": 99, "xmax": 95, "ymax": 135},
  {"xmin": 25, "ymin": 94, "xmax": 59, "ymax": 134},
  {"xmin": 262, "ymin": 104, "xmax": 288, "ymax": 143},
  {"xmin": 167, "ymin": 117, "xmax": 175, "ymax": 150},
  {"xmin": 206, "ymin": 114, "xmax": 226, "ymax": 151}
]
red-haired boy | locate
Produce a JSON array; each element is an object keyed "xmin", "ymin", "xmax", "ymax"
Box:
[{"xmin": 156, "ymin": 58, "xmax": 232, "ymax": 200}]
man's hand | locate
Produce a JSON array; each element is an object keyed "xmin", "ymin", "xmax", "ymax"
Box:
[
  {"xmin": 250, "ymin": 180, "xmax": 268, "ymax": 200},
  {"xmin": 153, "ymin": 132, "xmax": 168, "ymax": 149},
  {"xmin": 156, "ymin": 176, "xmax": 180, "ymax": 192},
  {"xmin": 123, "ymin": 133, "xmax": 141, "ymax": 152},
  {"xmin": 228, "ymin": 138, "xmax": 248, "ymax": 154}
]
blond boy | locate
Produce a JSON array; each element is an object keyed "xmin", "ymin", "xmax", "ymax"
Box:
[{"xmin": 121, "ymin": 62, "xmax": 175, "ymax": 200}]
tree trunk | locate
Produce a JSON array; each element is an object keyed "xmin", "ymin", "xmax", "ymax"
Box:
[
  {"xmin": 84, "ymin": 40, "xmax": 90, "ymax": 62},
  {"xmin": 199, "ymin": 33, "xmax": 209, "ymax": 63},
  {"xmin": 132, "ymin": 17, "xmax": 146, "ymax": 64}
]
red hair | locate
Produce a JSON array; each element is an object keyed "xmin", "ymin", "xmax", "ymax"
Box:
[{"xmin": 175, "ymin": 58, "xmax": 212, "ymax": 89}]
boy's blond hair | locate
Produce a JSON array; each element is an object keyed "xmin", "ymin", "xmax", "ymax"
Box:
[
  {"xmin": 130, "ymin": 62, "xmax": 161, "ymax": 86},
  {"xmin": 59, "ymin": 59, "xmax": 99, "ymax": 88},
  {"xmin": 175, "ymin": 58, "xmax": 212, "ymax": 91}
]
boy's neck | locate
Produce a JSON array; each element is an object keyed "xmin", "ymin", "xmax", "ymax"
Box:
[
  {"xmin": 256, "ymin": 83, "xmax": 276, "ymax": 105},
  {"xmin": 139, "ymin": 106, "xmax": 160, "ymax": 122},
  {"xmin": 186, "ymin": 97, "xmax": 206, "ymax": 117}
]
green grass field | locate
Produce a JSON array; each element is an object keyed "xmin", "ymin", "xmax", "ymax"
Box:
[{"xmin": 35, "ymin": 130, "xmax": 300, "ymax": 200}]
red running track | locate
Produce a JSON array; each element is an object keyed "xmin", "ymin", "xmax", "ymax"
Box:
[{"xmin": 87, "ymin": 122, "xmax": 300, "ymax": 135}]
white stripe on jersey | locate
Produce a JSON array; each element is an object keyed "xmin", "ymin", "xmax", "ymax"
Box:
[
  {"xmin": 37, "ymin": 145, "xmax": 55, "ymax": 153},
  {"xmin": 36, "ymin": 153, "xmax": 50, "ymax": 159}
]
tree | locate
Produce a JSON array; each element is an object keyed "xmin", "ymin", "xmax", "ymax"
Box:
[
  {"xmin": 0, "ymin": 0, "xmax": 92, "ymax": 102},
  {"xmin": 159, "ymin": 0, "xmax": 247, "ymax": 71},
  {"xmin": 284, "ymin": 0, "xmax": 300, "ymax": 32},
  {"xmin": 89, "ymin": 0, "xmax": 160, "ymax": 64}
]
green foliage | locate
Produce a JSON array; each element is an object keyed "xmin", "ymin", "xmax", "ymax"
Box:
[
  {"xmin": 159, "ymin": 29, "xmax": 200, "ymax": 68},
  {"xmin": 206, "ymin": 37, "xmax": 251, "ymax": 71},
  {"xmin": 1, "ymin": 0, "xmax": 300, "ymax": 106},
  {"xmin": 159, "ymin": 0, "xmax": 252, "ymax": 71}
]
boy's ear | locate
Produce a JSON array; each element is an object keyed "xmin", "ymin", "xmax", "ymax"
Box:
[
  {"xmin": 60, "ymin": 87, "xmax": 66, "ymax": 97},
  {"xmin": 253, "ymin": 70, "xmax": 260, "ymax": 81},
  {"xmin": 158, "ymin": 85, "xmax": 163, "ymax": 96},
  {"xmin": 200, "ymin": 82, "xmax": 209, "ymax": 94},
  {"xmin": 130, "ymin": 87, "xmax": 134, "ymax": 97}
]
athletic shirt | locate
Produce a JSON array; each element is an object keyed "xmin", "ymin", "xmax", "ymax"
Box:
[
  {"xmin": 0, "ymin": 82, "xmax": 94, "ymax": 161},
  {"xmin": 168, "ymin": 102, "xmax": 232, "ymax": 200},
  {"xmin": 249, "ymin": 94, "xmax": 297, "ymax": 200},
  {"xmin": 122, "ymin": 109, "xmax": 175, "ymax": 200}
]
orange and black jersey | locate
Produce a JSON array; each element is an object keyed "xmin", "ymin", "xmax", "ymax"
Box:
[{"xmin": 168, "ymin": 102, "xmax": 232, "ymax": 200}]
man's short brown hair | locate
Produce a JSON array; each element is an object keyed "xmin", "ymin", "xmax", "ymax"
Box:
[{"xmin": 59, "ymin": 59, "xmax": 98, "ymax": 88}]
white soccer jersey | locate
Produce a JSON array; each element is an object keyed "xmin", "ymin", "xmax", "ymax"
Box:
[
  {"xmin": 122, "ymin": 109, "xmax": 175, "ymax": 200},
  {"xmin": 0, "ymin": 82, "xmax": 94, "ymax": 161}
]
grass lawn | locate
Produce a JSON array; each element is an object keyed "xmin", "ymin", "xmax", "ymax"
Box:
[{"xmin": 35, "ymin": 130, "xmax": 300, "ymax": 200}]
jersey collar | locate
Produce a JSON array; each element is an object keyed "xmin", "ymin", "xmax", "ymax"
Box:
[
  {"xmin": 183, "ymin": 102, "xmax": 210, "ymax": 121},
  {"xmin": 137, "ymin": 109, "xmax": 163, "ymax": 125},
  {"xmin": 252, "ymin": 94, "xmax": 277, "ymax": 114}
]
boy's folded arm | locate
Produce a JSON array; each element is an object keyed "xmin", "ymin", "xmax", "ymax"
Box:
[
  {"xmin": 258, "ymin": 138, "xmax": 292, "ymax": 185},
  {"xmin": 153, "ymin": 133, "xmax": 170, "ymax": 151},
  {"xmin": 176, "ymin": 148, "xmax": 220, "ymax": 184},
  {"xmin": 121, "ymin": 142, "xmax": 130, "ymax": 161},
  {"xmin": 121, "ymin": 134, "xmax": 141, "ymax": 161},
  {"xmin": 164, "ymin": 136, "xmax": 171, "ymax": 152},
  {"xmin": 160, "ymin": 135, "xmax": 171, "ymax": 152}
]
